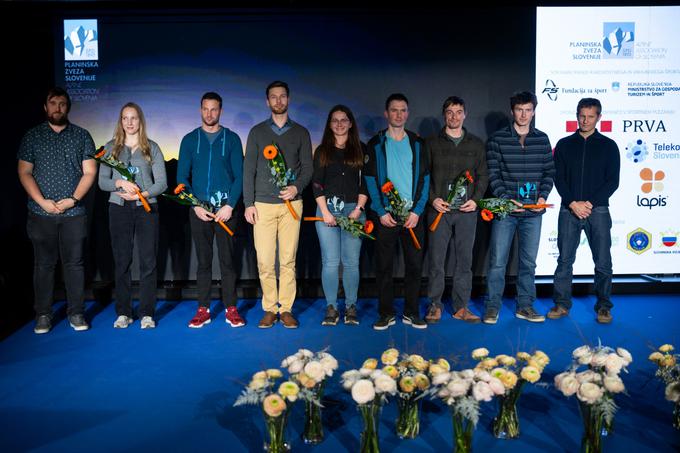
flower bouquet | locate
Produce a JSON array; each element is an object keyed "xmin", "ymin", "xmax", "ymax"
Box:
[
  {"xmin": 263, "ymin": 144, "xmax": 299, "ymax": 220},
  {"xmin": 430, "ymin": 357, "xmax": 505, "ymax": 453},
  {"xmin": 281, "ymin": 348, "xmax": 339, "ymax": 444},
  {"xmin": 163, "ymin": 184, "xmax": 234, "ymax": 236},
  {"xmin": 472, "ymin": 349, "xmax": 549, "ymax": 439},
  {"xmin": 341, "ymin": 358, "xmax": 398, "ymax": 453},
  {"xmin": 380, "ymin": 179, "xmax": 421, "ymax": 249},
  {"xmin": 93, "ymin": 146, "xmax": 151, "ymax": 212},
  {"xmin": 477, "ymin": 198, "xmax": 553, "ymax": 221},
  {"xmin": 378, "ymin": 348, "xmax": 434, "ymax": 439},
  {"xmin": 429, "ymin": 170, "xmax": 474, "ymax": 232},
  {"xmin": 648, "ymin": 344, "xmax": 680, "ymax": 429},
  {"xmin": 303, "ymin": 216, "xmax": 375, "ymax": 240},
  {"xmin": 554, "ymin": 344, "xmax": 633, "ymax": 453},
  {"xmin": 234, "ymin": 368, "xmax": 302, "ymax": 452}
]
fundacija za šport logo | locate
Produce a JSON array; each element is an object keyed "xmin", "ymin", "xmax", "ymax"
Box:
[{"xmin": 627, "ymin": 228, "xmax": 651, "ymax": 254}]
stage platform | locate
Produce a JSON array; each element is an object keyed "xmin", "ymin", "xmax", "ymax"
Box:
[{"xmin": 1, "ymin": 294, "xmax": 679, "ymax": 452}]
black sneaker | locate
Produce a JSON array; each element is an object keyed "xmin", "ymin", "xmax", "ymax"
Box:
[
  {"xmin": 373, "ymin": 315, "xmax": 396, "ymax": 331},
  {"xmin": 515, "ymin": 306, "xmax": 545, "ymax": 323},
  {"xmin": 69, "ymin": 314, "xmax": 90, "ymax": 331},
  {"xmin": 402, "ymin": 314, "xmax": 427, "ymax": 329},
  {"xmin": 34, "ymin": 315, "xmax": 52, "ymax": 334},
  {"xmin": 344, "ymin": 305, "xmax": 359, "ymax": 325},
  {"xmin": 483, "ymin": 308, "xmax": 499, "ymax": 325},
  {"xmin": 321, "ymin": 305, "xmax": 339, "ymax": 326}
]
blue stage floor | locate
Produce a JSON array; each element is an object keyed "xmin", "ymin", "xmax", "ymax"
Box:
[{"xmin": 1, "ymin": 294, "xmax": 679, "ymax": 452}]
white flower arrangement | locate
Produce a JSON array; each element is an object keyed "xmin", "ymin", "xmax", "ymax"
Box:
[{"xmin": 555, "ymin": 342, "xmax": 632, "ymax": 427}]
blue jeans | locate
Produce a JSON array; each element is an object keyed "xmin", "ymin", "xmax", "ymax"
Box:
[
  {"xmin": 553, "ymin": 206, "xmax": 613, "ymax": 311},
  {"xmin": 315, "ymin": 203, "xmax": 364, "ymax": 308},
  {"xmin": 486, "ymin": 215, "xmax": 542, "ymax": 311}
]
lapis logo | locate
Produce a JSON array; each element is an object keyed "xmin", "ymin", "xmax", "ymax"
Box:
[
  {"xmin": 64, "ymin": 20, "xmax": 98, "ymax": 61},
  {"xmin": 625, "ymin": 139, "xmax": 648, "ymax": 163},
  {"xmin": 602, "ymin": 22, "xmax": 634, "ymax": 59},
  {"xmin": 627, "ymin": 228, "xmax": 651, "ymax": 254}
]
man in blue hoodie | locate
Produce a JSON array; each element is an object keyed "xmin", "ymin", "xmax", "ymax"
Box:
[
  {"xmin": 548, "ymin": 98, "xmax": 620, "ymax": 324},
  {"xmin": 177, "ymin": 92, "xmax": 245, "ymax": 328}
]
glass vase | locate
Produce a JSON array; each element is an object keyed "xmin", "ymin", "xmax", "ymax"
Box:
[
  {"xmin": 673, "ymin": 402, "xmax": 680, "ymax": 430},
  {"xmin": 358, "ymin": 402, "xmax": 381, "ymax": 453},
  {"xmin": 395, "ymin": 397, "xmax": 420, "ymax": 439},
  {"xmin": 302, "ymin": 383, "xmax": 324, "ymax": 444},
  {"xmin": 452, "ymin": 411, "xmax": 474, "ymax": 453},
  {"xmin": 263, "ymin": 409, "xmax": 290, "ymax": 453},
  {"xmin": 578, "ymin": 401, "xmax": 603, "ymax": 453}
]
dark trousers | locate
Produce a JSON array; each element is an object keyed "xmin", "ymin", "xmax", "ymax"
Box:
[
  {"xmin": 375, "ymin": 220, "xmax": 425, "ymax": 317},
  {"xmin": 27, "ymin": 213, "xmax": 87, "ymax": 317},
  {"xmin": 427, "ymin": 209, "xmax": 477, "ymax": 311},
  {"xmin": 109, "ymin": 202, "xmax": 159, "ymax": 318},
  {"xmin": 553, "ymin": 206, "xmax": 613, "ymax": 311},
  {"xmin": 189, "ymin": 210, "xmax": 238, "ymax": 309}
]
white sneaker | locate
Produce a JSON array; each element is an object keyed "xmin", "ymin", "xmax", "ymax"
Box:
[
  {"xmin": 140, "ymin": 316, "xmax": 156, "ymax": 329},
  {"xmin": 113, "ymin": 315, "xmax": 133, "ymax": 328}
]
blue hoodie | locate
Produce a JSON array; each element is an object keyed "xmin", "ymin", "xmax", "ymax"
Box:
[{"xmin": 177, "ymin": 127, "xmax": 243, "ymax": 208}]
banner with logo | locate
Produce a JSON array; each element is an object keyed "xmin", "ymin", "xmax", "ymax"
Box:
[{"xmin": 536, "ymin": 6, "xmax": 680, "ymax": 275}]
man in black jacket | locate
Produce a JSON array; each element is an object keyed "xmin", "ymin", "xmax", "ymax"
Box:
[{"xmin": 548, "ymin": 98, "xmax": 620, "ymax": 324}]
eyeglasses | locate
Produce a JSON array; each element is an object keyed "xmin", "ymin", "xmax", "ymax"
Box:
[{"xmin": 330, "ymin": 118, "xmax": 350, "ymax": 125}]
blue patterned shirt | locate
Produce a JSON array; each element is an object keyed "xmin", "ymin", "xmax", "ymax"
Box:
[{"xmin": 17, "ymin": 122, "xmax": 95, "ymax": 216}]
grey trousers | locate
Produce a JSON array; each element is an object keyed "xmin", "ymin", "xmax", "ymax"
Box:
[{"xmin": 427, "ymin": 208, "xmax": 477, "ymax": 311}]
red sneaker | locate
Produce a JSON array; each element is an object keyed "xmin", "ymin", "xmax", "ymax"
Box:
[
  {"xmin": 188, "ymin": 307, "xmax": 211, "ymax": 328},
  {"xmin": 225, "ymin": 306, "xmax": 245, "ymax": 327}
]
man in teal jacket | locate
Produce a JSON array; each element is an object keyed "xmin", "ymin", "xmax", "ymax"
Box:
[{"xmin": 177, "ymin": 92, "xmax": 245, "ymax": 328}]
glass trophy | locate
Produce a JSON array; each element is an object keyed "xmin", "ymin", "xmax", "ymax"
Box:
[
  {"xmin": 449, "ymin": 179, "xmax": 469, "ymax": 210},
  {"xmin": 516, "ymin": 181, "xmax": 538, "ymax": 205},
  {"xmin": 326, "ymin": 195, "xmax": 345, "ymax": 215}
]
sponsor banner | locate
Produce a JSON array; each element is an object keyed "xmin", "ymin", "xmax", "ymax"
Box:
[{"xmin": 536, "ymin": 6, "xmax": 680, "ymax": 275}]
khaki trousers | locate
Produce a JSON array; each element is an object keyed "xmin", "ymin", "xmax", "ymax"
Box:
[{"xmin": 253, "ymin": 200, "xmax": 302, "ymax": 313}]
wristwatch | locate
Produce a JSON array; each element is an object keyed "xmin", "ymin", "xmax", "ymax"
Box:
[
  {"xmin": 357, "ymin": 206, "xmax": 365, "ymax": 212},
  {"xmin": 70, "ymin": 196, "xmax": 80, "ymax": 206}
]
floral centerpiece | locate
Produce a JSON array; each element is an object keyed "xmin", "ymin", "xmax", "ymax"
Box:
[
  {"xmin": 648, "ymin": 344, "xmax": 680, "ymax": 429},
  {"xmin": 472, "ymin": 349, "xmax": 549, "ymax": 439},
  {"xmin": 477, "ymin": 198, "xmax": 553, "ymax": 221},
  {"xmin": 429, "ymin": 170, "xmax": 473, "ymax": 232},
  {"xmin": 554, "ymin": 344, "xmax": 633, "ymax": 453},
  {"xmin": 381, "ymin": 179, "xmax": 421, "ymax": 249},
  {"xmin": 263, "ymin": 144, "xmax": 299, "ymax": 220},
  {"xmin": 377, "ymin": 348, "xmax": 434, "ymax": 439},
  {"xmin": 281, "ymin": 348, "xmax": 339, "ymax": 444},
  {"xmin": 234, "ymin": 368, "xmax": 303, "ymax": 452},
  {"xmin": 341, "ymin": 358, "xmax": 398, "ymax": 453},
  {"xmin": 93, "ymin": 146, "xmax": 151, "ymax": 212},
  {"xmin": 163, "ymin": 184, "xmax": 234, "ymax": 236},
  {"xmin": 430, "ymin": 351, "xmax": 505, "ymax": 453}
]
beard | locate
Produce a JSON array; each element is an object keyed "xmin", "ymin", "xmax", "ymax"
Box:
[
  {"xmin": 202, "ymin": 118, "xmax": 219, "ymax": 127},
  {"xmin": 47, "ymin": 112, "xmax": 68, "ymax": 126},
  {"xmin": 270, "ymin": 105, "xmax": 288, "ymax": 115}
]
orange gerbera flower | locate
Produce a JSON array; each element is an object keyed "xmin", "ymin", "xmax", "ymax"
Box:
[
  {"xmin": 364, "ymin": 220, "xmax": 374, "ymax": 234},
  {"xmin": 381, "ymin": 181, "xmax": 394, "ymax": 194},
  {"xmin": 94, "ymin": 147, "xmax": 106, "ymax": 159},
  {"xmin": 174, "ymin": 183, "xmax": 186, "ymax": 195},
  {"xmin": 481, "ymin": 209, "xmax": 494, "ymax": 222},
  {"xmin": 465, "ymin": 170, "xmax": 474, "ymax": 183},
  {"xmin": 263, "ymin": 145, "xmax": 278, "ymax": 160}
]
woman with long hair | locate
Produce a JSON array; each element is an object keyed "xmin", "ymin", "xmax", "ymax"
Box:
[
  {"xmin": 98, "ymin": 102, "xmax": 167, "ymax": 329},
  {"xmin": 311, "ymin": 105, "xmax": 368, "ymax": 326}
]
